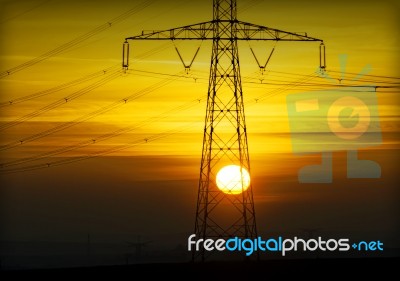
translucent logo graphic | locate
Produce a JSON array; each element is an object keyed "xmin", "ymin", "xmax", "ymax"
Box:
[
  {"xmin": 286, "ymin": 55, "xmax": 382, "ymax": 183},
  {"xmin": 188, "ymin": 234, "xmax": 384, "ymax": 256}
]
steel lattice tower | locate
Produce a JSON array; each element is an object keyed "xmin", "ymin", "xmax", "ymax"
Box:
[
  {"xmin": 123, "ymin": 0, "xmax": 324, "ymax": 261},
  {"xmin": 195, "ymin": 0, "xmax": 256, "ymax": 257}
]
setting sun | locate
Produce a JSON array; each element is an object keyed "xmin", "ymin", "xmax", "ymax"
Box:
[
  {"xmin": 216, "ymin": 165, "xmax": 251, "ymax": 195},
  {"xmin": 0, "ymin": 0, "xmax": 398, "ymax": 269}
]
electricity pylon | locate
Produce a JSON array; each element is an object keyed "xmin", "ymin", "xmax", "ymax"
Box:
[{"xmin": 123, "ymin": 0, "xmax": 324, "ymax": 261}]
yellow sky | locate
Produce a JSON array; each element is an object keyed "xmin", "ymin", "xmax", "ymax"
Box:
[
  {"xmin": 0, "ymin": 0, "xmax": 399, "ymax": 167},
  {"xmin": 0, "ymin": 0, "xmax": 399, "ymax": 256}
]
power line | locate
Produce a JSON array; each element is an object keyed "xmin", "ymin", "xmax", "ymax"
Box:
[
  {"xmin": 0, "ymin": 70, "xmax": 358, "ymax": 174},
  {"xmin": 0, "ymin": 0, "xmax": 52, "ymax": 24},
  {"xmin": 0, "ymin": 123, "xmax": 195, "ymax": 174},
  {"xmin": 0, "ymin": 71, "xmax": 184, "ymax": 152},
  {"xmin": 0, "ymin": 65, "xmax": 119, "ymax": 108},
  {"xmin": 0, "ymin": 0, "xmax": 157, "ymax": 78},
  {"xmin": 3, "ymin": 67, "xmax": 396, "ymax": 172},
  {"xmin": 237, "ymin": 0, "xmax": 263, "ymax": 15},
  {"xmin": 0, "ymin": 96, "xmax": 204, "ymax": 169},
  {"xmin": 253, "ymin": 72, "xmax": 320, "ymax": 104},
  {"xmin": 0, "ymin": 70, "xmax": 122, "ymax": 131},
  {"xmin": 124, "ymin": 67, "xmax": 400, "ymax": 90},
  {"xmin": 243, "ymin": 80, "xmax": 400, "ymax": 89},
  {"xmin": 326, "ymin": 70, "xmax": 400, "ymax": 80},
  {"xmin": 1, "ymin": 42, "xmax": 173, "ymax": 108}
]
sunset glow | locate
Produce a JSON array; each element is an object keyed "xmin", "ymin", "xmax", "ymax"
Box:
[
  {"xmin": 0, "ymin": 0, "xmax": 398, "ymax": 269},
  {"xmin": 216, "ymin": 165, "xmax": 250, "ymax": 195}
]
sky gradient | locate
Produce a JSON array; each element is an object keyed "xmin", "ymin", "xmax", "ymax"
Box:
[{"xmin": 0, "ymin": 0, "xmax": 399, "ymax": 268}]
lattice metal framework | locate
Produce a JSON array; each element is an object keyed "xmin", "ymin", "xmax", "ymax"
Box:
[{"xmin": 123, "ymin": 0, "xmax": 323, "ymax": 261}]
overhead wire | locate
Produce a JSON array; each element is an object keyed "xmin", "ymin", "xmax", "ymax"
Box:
[
  {"xmin": 0, "ymin": 0, "xmax": 157, "ymax": 78},
  {"xmin": 251, "ymin": 72, "xmax": 320, "ymax": 104},
  {"xmin": 2, "ymin": 64, "xmax": 397, "ymax": 173},
  {"xmin": 0, "ymin": 73, "xmax": 327, "ymax": 173},
  {"xmin": 1, "ymin": 41, "xmax": 172, "ymax": 107},
  {"xmin": 0, "ymin": 69, "xmax": 122, "ymax": 131},
  {"xmin": 0, "ymin": 0, "xmax": 52, "ymax": 24},
  {"xmin": 0, "ymin": 45, "xmax": 176, "ymax": 132},
  {"xmin": 1, "ymin": 25, "xmax": 398, "ymax": 174},
  {"xmin": 0, "ymin": 71, "xmax": 185, "ymax": 152},
  {"xmin": 120, "ymin": 68, "xmax": 399, "ymax": 93},
  {"xmin": 326, "ymin": 70, "xmax": 400, "ymax": 80},
  {"xmin": 237, "ymin": 0, "xmax": 263, "ymax": 15},
  {"xmin": 0, "ymin": 95, "xmax": 205, "ymax": 169},
  {"xmin": 0, "ymin": 65, "xmax": 119, "ymax": 108},
  {"xmin": 0, "ymin": 122, "xmax": 197, "ymax": 174}
]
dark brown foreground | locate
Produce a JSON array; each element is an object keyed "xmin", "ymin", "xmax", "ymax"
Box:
[{"xmin": 2, "ymin": 257, "xmax": 398, "ymax": 277}]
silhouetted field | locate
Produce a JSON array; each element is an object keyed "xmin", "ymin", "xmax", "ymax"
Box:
[{"xmin": 2, "ymin": 257, "xmax": 398, "ymax": 277}]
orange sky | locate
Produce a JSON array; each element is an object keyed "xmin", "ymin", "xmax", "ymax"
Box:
[
  {"xmin": 0, "ymin": 0, "xmax": 399, "ymax": 266},
  {"xmin": 0, "ymin": 0, "xmax": 398, "ymax": 162}
]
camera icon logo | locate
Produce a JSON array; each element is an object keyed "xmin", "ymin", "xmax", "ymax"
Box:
[{"xmin": 286, "ymin": 62, "xmax": 382, "ymax": 183}]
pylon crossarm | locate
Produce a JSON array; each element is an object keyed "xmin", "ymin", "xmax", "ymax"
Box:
[
  {"xmin": 124, "ymin": 20, "xmax": 323, "ymax": 42},
  {"xmin": 235, "ymin": 21, "xmax": 323, "ymax": 42},
  {"xmin": 125, "ymin": 21, "xmax": 214, "ymax": 41},
  {"xmin": 122, "ymin": 0, "xmax": 326, "ymax": 262}
]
